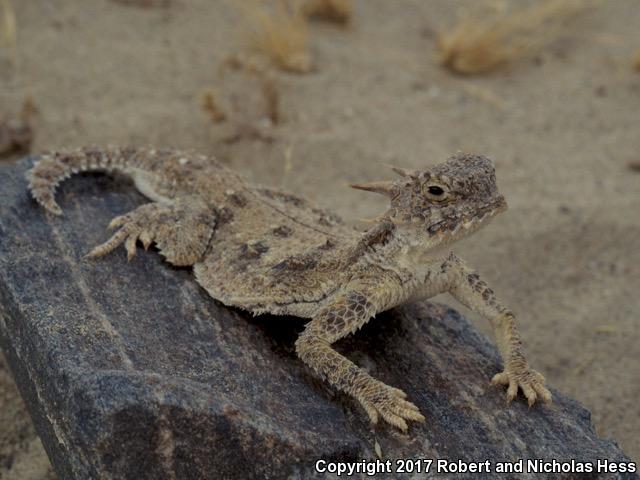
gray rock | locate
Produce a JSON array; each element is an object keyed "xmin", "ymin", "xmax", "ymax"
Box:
[{"xmin": 0, "ymin": 156, "xmax": 637, "ymax": 480}]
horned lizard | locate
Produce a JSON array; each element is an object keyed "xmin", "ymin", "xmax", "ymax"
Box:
[{"xmin": 27, "ymin": 147, "xmax": 551, "ymax": 432}]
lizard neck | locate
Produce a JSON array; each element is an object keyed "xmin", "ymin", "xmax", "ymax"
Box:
[
  {"xmin": 353, "ymin": 219, "xmax": 449, "ymax": 274},
  {"xmin": 386, "ymin": 223, "xmax": 454, "ymax": 272}
]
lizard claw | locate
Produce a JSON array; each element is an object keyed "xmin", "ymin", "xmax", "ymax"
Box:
[
  {"xmin": 355, "ymin": 379, "xmax": 425, "ymax": 432},
  {"xmin": 86, "ymin": 205, "xmax": 160, "ymax": 260},
  {"xmin": 492, "ymin": 367, "xmax": 552, "ymax": 406}
]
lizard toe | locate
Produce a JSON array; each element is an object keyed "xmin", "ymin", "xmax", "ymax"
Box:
[
  {"xmin": 506, "ymin": 379, "xmax": 518, "ymax": 403},
  {"xmin": 493, "ymin": 367, "xmax": 551, "ymax": 406},
  {"xmin": 360, "ymin": 400, "xmax": 380, "ymax": 425},
  {"xmin": 86, "ymin": 228, "xmax": 130, "ymax": 258},
  {"xmin": 533, "ymin": 383, "xmax": 553, "ymax": 403},
  {"xmin": 379, "ymin": 411, "xmax": 408, "ymax": 433},
  {"xmin": 357, "ymin": 381, "xmax": 424, "ymax": 432},
  {"xmin": 491, "ymin": 371, "xmax": 510, "ymax": 385},
  {"xmin": 521, "ymin": 383, "xmax": 537, "ymax": 407}
]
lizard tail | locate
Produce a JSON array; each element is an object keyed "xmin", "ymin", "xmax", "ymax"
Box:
[{"xmin": 26, "ymin": 146, "xmax": 146, "ymax": 216}]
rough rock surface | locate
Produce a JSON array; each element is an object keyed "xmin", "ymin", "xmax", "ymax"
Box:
[{"xmin": 0, "ymin": 156, "xmax": 637, "ymax": 480}]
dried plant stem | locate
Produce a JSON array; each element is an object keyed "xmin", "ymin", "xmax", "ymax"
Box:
[
  {"xmin": 0, "ymin": 0, "xmax": 17, "ymax": 63},
  {"xmin": 201, "ymin": 89, "xmax": 228, "ymax": 124}
]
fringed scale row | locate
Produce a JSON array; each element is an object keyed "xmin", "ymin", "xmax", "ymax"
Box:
[{"xmin": 26, "ymin": 146, "xmax": 146, "ymax": 215}]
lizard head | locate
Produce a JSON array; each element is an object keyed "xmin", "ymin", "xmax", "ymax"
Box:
[{"xmin": 351, "ymin": 152, "xmax": 507, "ymax": 245}]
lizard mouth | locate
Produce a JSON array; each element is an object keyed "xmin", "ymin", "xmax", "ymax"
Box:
[
  {"xmin": 424, "ymin": 195, "xmax": 507, "ymax": 239},
  {"xmin": 460, "ymin": 195, "xmax": 507, "ymax": 230}
]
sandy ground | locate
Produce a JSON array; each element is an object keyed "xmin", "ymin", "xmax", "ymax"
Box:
[{"xmin": 1, "ymin": 0, "xmax": 639, "ymax": 477}]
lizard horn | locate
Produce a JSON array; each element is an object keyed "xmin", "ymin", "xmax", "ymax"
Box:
[
  {"xmin": 349, "ymin": 181, "xmax": 394, "ymax": 197},
  {"xmin": 386, "ymin": 164, "xmax": 415, "ymax": 177}
]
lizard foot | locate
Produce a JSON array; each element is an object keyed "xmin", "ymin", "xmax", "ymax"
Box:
[
  {"xmin": 86, "ymin": 203, "xmax": 163, "ymax": 261},
  {"xmin": 354, "ymin": 377, "xmax": 425, "ymax": 432},
  {"xmin": 85, "ymin": 197, "xmax": 216, "ymax": 266},
  {"xmin": 492, "ymin": 367, "xmax": 552, "ymax": 406}
]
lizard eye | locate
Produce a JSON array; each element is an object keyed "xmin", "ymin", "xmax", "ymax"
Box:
[{"xmin": 423, "ymin": 184, "xmax": 450, "ymax": 202}]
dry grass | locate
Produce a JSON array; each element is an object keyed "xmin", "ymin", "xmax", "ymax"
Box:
[
  {"xmin": 438, "ymin": 0, "xmax": 589, "ymax": 75},
  {"xmin": 241, "ymin": 0, "xmax": 312, "ymax": 74},
  {"xmin": 304, "ymin": 0, "xmax": 352, "ymax": 25},
  {"xmin": 634, "ymin": 49, "xmax": 640, "ymax": 72},
  {"xmin": 261, "ymin": 72, "xmax": 280, "ymax": 125}
]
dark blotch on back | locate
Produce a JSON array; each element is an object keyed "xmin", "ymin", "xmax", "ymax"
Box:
[
  {"xmin": 319, "ymin": 238, "xmax": 336, "ymax": 250},
  {"xmin": 215, "ymin": 206, "xmax": 234, "ymax": 227},
  {"xmin": 280, "ymin": 193, "xmax": 304, "ymax": 207},
  {"xmin": 226, "ymin": 192, "xmax": 248, "ymax": 208},
  {"xmin": 260, "ymin": 188, "xmax": 305, "ymax": 207},
  {"xmin": 239, "ymin": 240, "xmax": 269, "ymax": 259},
  {"xmin": 312, "ymin": 207, "xmax": 343, "ymax": 227},
  {"xmin": 272, "ymin": 252, "xmax": 318, "ymax": 272},
  {"xmin": 272, "ymin": 225, "xmax": 293, "ymax": 237}
]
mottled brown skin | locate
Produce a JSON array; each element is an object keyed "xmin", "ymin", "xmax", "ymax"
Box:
[{"xmin": 26, "ymin": 147, "xmax": 551, "ymax": 432}]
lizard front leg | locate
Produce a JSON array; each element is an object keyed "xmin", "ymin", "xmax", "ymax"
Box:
[
  {"xmin": 295, "ymin": 287, "xmax": 425, "ymax": 432},
  {"xmin": 442, "ymin": 253, "xmax": 552, "ymax": 406},
  {"xmin": 87, "ymin": 195, "xmax": 216, "ymax": 266}
]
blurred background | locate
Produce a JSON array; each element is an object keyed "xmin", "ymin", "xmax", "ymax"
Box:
[{"xmin": 1, "ymin": 1, "xmax": 638, "ymax": 477}]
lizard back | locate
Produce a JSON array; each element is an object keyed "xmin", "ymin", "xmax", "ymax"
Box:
[{"xmin": 195, "ymin": 182, "xmax": 361, "ymax": 317}]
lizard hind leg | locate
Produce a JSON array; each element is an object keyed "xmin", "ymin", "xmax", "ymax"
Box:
[{"xmin": 87, "ymin": 195, "xmax": 216, "ymax": 266}]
